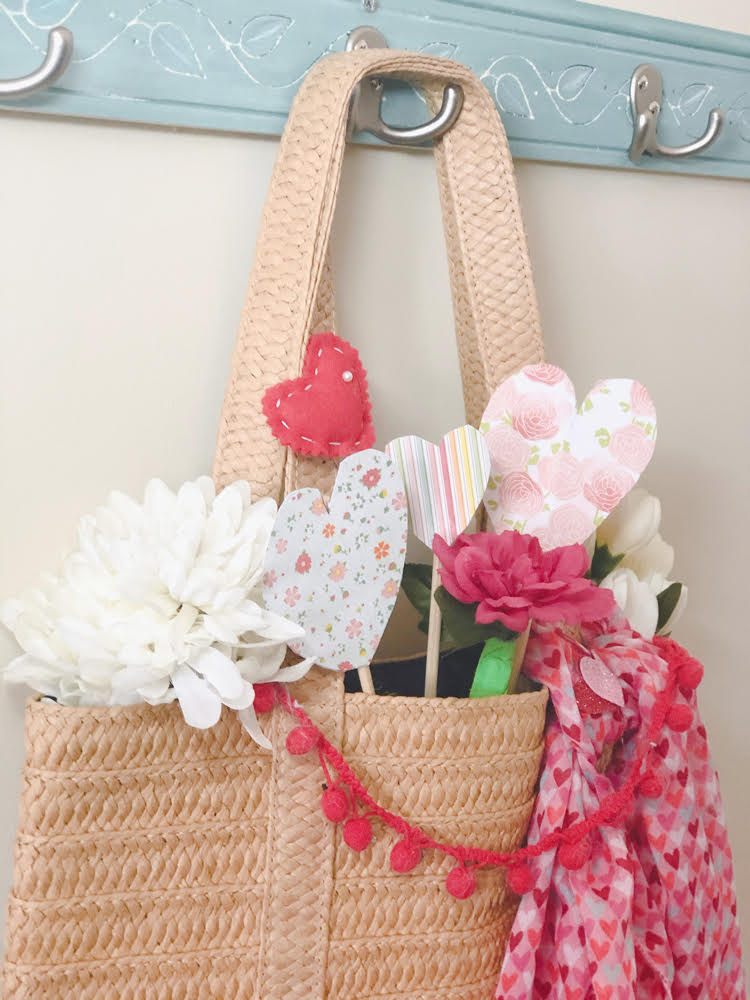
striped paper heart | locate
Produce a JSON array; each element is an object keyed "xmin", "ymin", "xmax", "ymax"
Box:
[{"xmin": 385, "ymin": 427, "xmax": 491, "ymax": 547}]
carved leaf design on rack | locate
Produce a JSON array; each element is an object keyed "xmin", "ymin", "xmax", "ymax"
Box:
[
  {"xmin": 556, "ymin": 65, "xmax": 595, "ymax": 102},
  {"xmin": 0, "ymin": 1, "xmax": 747, "ymax": 161},
  {"xmin": 494, "ymin": 72, "xmax": 534, "ymax": 119},
  {"xmin": 240, "ymin": 15, "xmax": 293, "ymax": 59},
  {"xmin": 150, "ymin": 22, "xmax": 204, "ymax": 78}
]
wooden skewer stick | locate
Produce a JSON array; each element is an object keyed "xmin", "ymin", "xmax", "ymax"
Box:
[
  {"xmin": 358, "ymin": 666, "xmax": 376, "ymax": 695},
  {"xmin": 424, "ymin": 557, "xmax": 442, "ymax": 698},
  {"xmin": 506, "ymin": 623, "xmax": 531, "ymax": 695}
]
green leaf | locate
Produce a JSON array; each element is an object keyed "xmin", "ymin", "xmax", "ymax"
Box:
[
  {"xmin": 657, "ymin": 582, "xmax": 683, "ymax": 633},
  {"xmin": 527, "ymin": 453, "xmax": 540, "ymax": 465},
  {"xmin": 434, "ymin": 588, "xmax": 516, "ymax": 648},
  {"xmin": 582, "ymin": 397, "xmax": 594, "ymax": 412},
  {"xmin": 589, "ymin": 543, "xmax": 624, "ymax": 583},
  {"xmin": 401, "ymin": 563, "xmax": 434, "ymax": 632},
  {"xmin": 563, "ymin": 440, "xmax": 571, "ymax": 452},
  {"xmin": 595, "ymin": 428, "xmax": 611, "ymax": 448},
  {"xmin": 619, "ymin": 401, "xmax": 631, "ymax": 412},
  {"xmin": 551, "ymin": 442, "xmax": 561, "ymax": 454},
  {"xmin": 479, "ymin": 422, "xmax": 491, "ymax": 433}
]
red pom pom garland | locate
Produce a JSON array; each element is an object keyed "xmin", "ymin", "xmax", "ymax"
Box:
[
  {"xmin": 285, "ymin": 725, "xmax": 319, "ymax": 756},
  {"xmin": 253, "ymin": 683, "xmax": 277, "ymax": 715},
  {"xmin": 262, "ymin": 637, "xmax": 699, "ymax": 899},
  {"xmin": 343, "ymin": 816, "xmax": 374, "ymax": 852},
  {"xmin": 390, "ymin": 840, "xmax": 422, "ymax": 874},
  {"xmin": 321, "ymin": 786, "xmax": 350, "ymax": 824},
  {"xmin": 446, "ymin": 866, "xmax": 477, "ymax": 899}
]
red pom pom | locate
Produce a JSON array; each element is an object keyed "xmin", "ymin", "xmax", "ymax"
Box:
[
  {"xmin": 667, "ymin": 703, "xmax": 693, "ymax": 733},
  {"xmin": 677, "ymin": 659, "xmax": 703, "ymax": 691},
  {"xmin": 506, "ymin": 862, "xmax": 534, "ymax": 895},
  {"xmin": 639, "ymin": 771, "xmax": 663, "ymax": 799},
  {"xmin": 321, "ymin": 787, "xmax": 349, "ymax": 823},
  {"xmin": 390, "ymin": 840, "xmax": 421, "ymax": 874},
  {"xmin": 558, "ymin": 834, "xmax": 592, "ymax": 871},
  {"xmin": 446, "ymin": 866, "xmax": 477, "ymax": 899},
  {"xmin": 343, "ymin": 817, "xmax": 373, "ymax": 852},
  {"xmin": 286, "ymin": 725, "xmax": 319, "ymax": 755},
  {"xmin": 253, "ymin": 684, "xmax": 277, "ymax": 715}
]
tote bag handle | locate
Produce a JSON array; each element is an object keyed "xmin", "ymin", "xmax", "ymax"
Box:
[{"xmin": 212, "ymin": 48, "xmax": 544, "ymax": 500}]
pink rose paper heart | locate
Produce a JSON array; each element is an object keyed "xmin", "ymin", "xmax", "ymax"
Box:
[
  {"xmin": 481, "ymin": 363, "xmax": 657, "ymax": 549},
  {"xmin": 262, "ymin": 450, "xmax": 407, "ymax": 672},
  {"xmin": 385, "ymin": 427, "xmax": 491, "ymax": 547}
]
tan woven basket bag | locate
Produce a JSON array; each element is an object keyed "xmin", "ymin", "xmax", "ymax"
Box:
[{"xmin": 4, "ymin": 49, "xmax": 550, "ymax": 1000}]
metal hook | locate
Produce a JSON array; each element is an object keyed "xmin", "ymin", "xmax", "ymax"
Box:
[
  {"xmin": 0, "ymin": 27, "xmax": 74, "ymax": 99},
  {"xmin": 346, "ymin": 26, "xmax": 463, "ymax": 146},
  {"xmin": 628, "ymin": 64, "xmax": 723, "ymax": 163}
]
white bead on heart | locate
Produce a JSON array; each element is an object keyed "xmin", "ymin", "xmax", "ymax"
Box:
[{"xmin": 480, "ymin": 364, "xmax": 657, "ymax": 550}]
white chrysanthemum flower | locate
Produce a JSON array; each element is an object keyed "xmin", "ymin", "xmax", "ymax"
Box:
[{"xmin": 1, "ymin": 477, "xmax": 311, "ymax": 746}]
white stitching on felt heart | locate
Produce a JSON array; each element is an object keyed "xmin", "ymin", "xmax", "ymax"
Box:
[{"xmin": 481, "ymin": 364, "xmax": 657, "ymax": 549}]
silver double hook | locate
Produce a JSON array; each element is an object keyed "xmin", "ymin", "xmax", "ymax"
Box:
[
  {"xmin": 0, "ymin": 27, "xmax": 73, "ymax": 98},
  {"xmin": 346, "ymin": 26, "xmax": 463, "ymax": 146},
  {"xmin": 629, "ymin": 64, "xmax": 724, "ymax": 162}
]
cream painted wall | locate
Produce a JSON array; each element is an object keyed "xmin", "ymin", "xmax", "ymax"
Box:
[{"xmin": 1, "ymin": 0, "xmax": 749, "ymax": 971}]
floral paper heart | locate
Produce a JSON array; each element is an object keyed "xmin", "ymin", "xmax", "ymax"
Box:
[
  {"xmin": 262, "ymin": 332, "xmax": 375, "ymax": 459},
  {"xmin": 262, "ymin": 450, "xmax": 407, "ymax": 672},
  {"xmin": 481, "ymin": 363, "xmax": 656, "ymax": 549},
  {"xmin": 385, "ymin": 427, "xmax": 491, "ymax": 547}
]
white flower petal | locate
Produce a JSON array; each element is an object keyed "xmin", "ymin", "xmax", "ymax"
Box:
[
  {"xmin": 597, "ymin": 488, "xmax": 661, "ymax": 558},
  {"xmin": 172, "ymin": 664, "xmax": 223, "ymax": 729},
  {"xmin": 237, "ymin": 704, "xmax": 272, "ymax": 750},
  {"xmin": 187, "ymin": 647, "xmax": 245, "ymax": 700},
  {"xmin": 601, "ymin": 567, "xmax": 659, "ymax": 640},
  {"xmin": 622, "ymin": 533, "xmax": 675, "ymax": 580}
]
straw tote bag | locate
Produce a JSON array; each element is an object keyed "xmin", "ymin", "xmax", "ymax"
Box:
[{"xmin": 4, "ymin": 50, "xmax": 550, "ymax": 1000}]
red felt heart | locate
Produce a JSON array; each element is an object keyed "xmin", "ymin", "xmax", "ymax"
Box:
[{"xmin": 262, "ymin": 332, "xmax": 375, "ymax": 458}]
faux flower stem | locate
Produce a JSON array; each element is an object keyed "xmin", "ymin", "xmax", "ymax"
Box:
[
  {"xmin": 469, "ymin": 624, "xmax": 530, "ymax": 698},
  {"xmin": 424, "ymin": 557, "xmax": 443, "ymax": 698},
  {"xmin": 506, "ymin": 623, "xmax": 531, "ymax": 695},
  {"xmin": 469, "ymin": 637, "xmax": 516, "ymax": 698}
]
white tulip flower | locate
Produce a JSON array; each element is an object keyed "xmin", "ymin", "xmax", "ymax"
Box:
[{"xmin": 597, "ymin": 488, "xmax": 661, "ymax": 558}]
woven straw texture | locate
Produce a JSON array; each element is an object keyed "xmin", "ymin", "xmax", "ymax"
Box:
[
  {"xmin": 4, "ymin": 49, "xmax": 549, "ymax": 1000},
  {"xmin": 4, "ymin": 677, "xmax": 547, "ymax": 999}
]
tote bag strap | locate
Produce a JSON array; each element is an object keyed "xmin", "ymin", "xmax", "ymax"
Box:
[{"xmin": 213, "ymin": 49, "xmax": 543, "ymax": 499}]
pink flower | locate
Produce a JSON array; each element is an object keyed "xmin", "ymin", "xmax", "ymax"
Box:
[
  {"xmin": 295, "ymin": 552, "xmax": 312, "ymax": 574},
  {"xmin": 609, "ymin": 425, "xmax": 655, "ymax": 473},
  {"xmin": 346, "ymin": 619, "xmax": 363, "ymax": 639},
  {"xmin": 362, "ymin": 468, "xmax": 381, "ymax": 488},
  {"xmin": 284, "ymin": 586, "xmax": 301, "ymax": 607},
  {"xmin": 262, "ymin": 570, "xmax": 277, "ymax": 589},
  {"xmin": 537, "ymin": 453, "xmax": 582, "ymax": 500},
  {"xmin": 434, "ymin": 531, "xmax": 614, "ymax": 632},
  {"xmin": 484, "ymin": 425, "xmax": 530, "ymax": 474},
  {"xmin": 338, "ymin": 660, "xmax": 354, "ymax": 672},
  {"xmin": 523, "ymin": 363, "xmax": 567, "ymax": 386},
  {"xmin": 583, "ymin": 462, "xmax": 634, "ymax": 513},
  {"xmin": 630, "ymin": 382, "xmax": 656, "ymax": 418},
  {"xmin": 329, "ymin": 562, "xmax": 346, "ymax": 582},
  {"xmin": 546, "ymin": 504, "xmax": 592, "ymax": 547},
  {"xmin": 392, "ymin": 492, "xmax": 408, "ymax": 511},
  {"xmin": 382, "ymin": 579, "xmax": 399, "ymax": 598},
  {"xmin": 275, "ymin": 538, "xmax": 288, "ymax": 554},
  {"xmin": 310, "ymin": 498, "xmax": 327, "ymax": 516},
  {"xmin": 512, "ymin": 393, "xmax": 560, "ymax": 440},
  {"xmin": 374, "ymin": 541, "xmax": 390, "ymax": 560},
  {"xmin": 498, "ymin": 472, "xmax": 544, "ymax": 516},
  {"xmin": 484, "ymin": 379, "xmax": 519, "ymax": 421}
]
